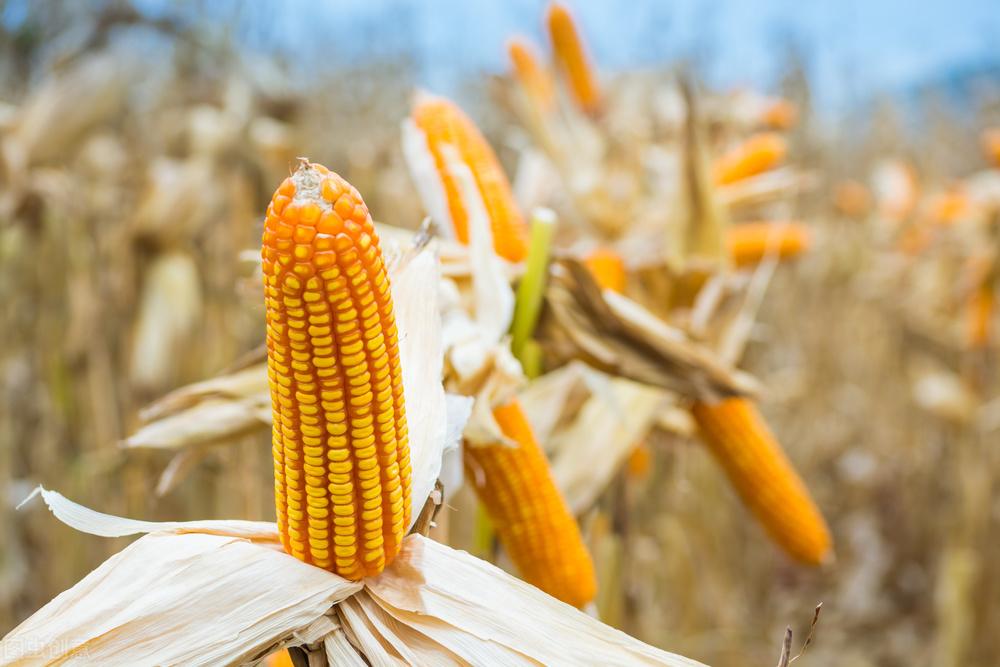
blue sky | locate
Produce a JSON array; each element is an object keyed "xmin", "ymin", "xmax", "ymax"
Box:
[
  {"xmin": 12, "ymin": 0, "xmax": 1000, "ymax": 110},
  {"xmin": 234, "ymin": 0, "xmax": 999, "ymax": 109}
]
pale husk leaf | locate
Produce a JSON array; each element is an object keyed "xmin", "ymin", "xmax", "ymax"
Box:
[
  {"xmin": 542, "ymin": 260, "xmax": 756, "ymax": 401},
  {"xmin": 0, "ymin": 526, "xmax": 361, "ymax": 666},
  {"xmin": 366, "ymin": 536, "xmax": 705, "ymax": 667},
  {"xmin": 549, "ymin": 372, "xmax": 667, "ymax": 513},
  {"xmin": 389, "ymin": 250, "xmax": 448, "ymax": 530}
]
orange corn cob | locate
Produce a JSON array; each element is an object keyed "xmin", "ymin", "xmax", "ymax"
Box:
[
  {"xmin": 896, "ymin": 222, "xmax": 933, "ymax": 257},
  {"xmin": 465, "ymin": 398, "xmax": 597, "ymax": 607},
  {"xmin": 263, "ymin": 160, "xmax": 410, "ymax": 579},
  {"xmin": 926, "ymin": 187, "xmax": 969, "ymax": 226},
  {"xmin": 965, "ymin": 257, "xmax": 995, "ymax": 349},
  {"xmin": 726, "ymin": 222, "xmax": 811, "ymax": 267},
  {"xmin": 761, "ymin": 99, "xmax": 798, "ymax": 130},
  {"xmin": 265, "ymin": 650, "xmax": 295, "ymax": 667},
  {"xmin": 625, "ymin": 440, "xmax": 653, "ymax": 479},
  {"xmin": 713, "ymin": 132, "xmax": 787, "ymax": 185},
  {"xmin": 507, "ymin": 36, "xmax": 556, "ymax": 113},
  {"xmin": 967, "ymin": 282, "xmax": 994, "ymax": 349},
  {"xmin": 833, "ymin": 179, "xmax": 872, "ymax": 218},
  {"xmin": 982, "ymin": 128, "xmax": 1000, "ymax": 167},
  {"xmin": 411, "ymin": 95, "xmax": 530, "ymax": 262},
  {"xmin": 546, "ymin": 2, "xmax": 602, "ymax": 115},
  {"xmin": 691, "ymin": 398, "xmax": 832, "ymax": 565},
  {"xmin": 582, "ymin": 246, "xmax": 626, "ymax": 293}
]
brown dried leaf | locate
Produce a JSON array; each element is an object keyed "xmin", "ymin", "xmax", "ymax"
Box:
[{"xmin": 540, "ymin": 259, "xmax": 756, "ymax": 401}]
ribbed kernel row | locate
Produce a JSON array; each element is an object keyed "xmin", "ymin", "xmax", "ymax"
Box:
[
  {"xmin": 262, "ymin": 161, "xmax": 410, "ymax": 580},
  {"xmin": 411, "ymin": 95, "xmax": 530, "ymax": 263},
  {"xmin": 464, "ymin": 399, "xmax": 597, "ymax": 608},
  {"xmin": 691, "ymin": 397, "xmax": 832, "ymax": 565}
]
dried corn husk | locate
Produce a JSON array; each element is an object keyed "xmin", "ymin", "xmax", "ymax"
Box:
[
  {"xmin": 129, "ymin": 252, "xmax": 203, "ymax": 390},
  {"xmin": 541, "ymin": 259, "xmax": 756, "ymax": 401},
  {"xmin": 2, "ymin": 489, "xmax": 701, "ymax": 666}
]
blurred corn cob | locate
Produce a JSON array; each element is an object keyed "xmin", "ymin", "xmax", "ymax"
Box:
[
  {"xmin": 690, "ymin": 398, "xmax": 832, "ymax": 565},
  {"xmin": 263, "ymin": 160, "xmax": 410, "ymax": 579},
  {"xmin": 507, "ymin": 37, "xmax": 556, "ymax": 114},
  {"xmin": 464, "ymin": 398, "xmax": 597, "ymax": 607},
  {"xmin": 964, "ymin": 255, "xmax": 996, "ymax": 350},
  {"xmin": 713, "ymin": 132, "xmax": 787, "ymax": 186},
  {"xmin": 407, "ymin": 94, "xmax": 530, "ymax": 262},
  {"xmin": 726, "ymin": 222, "xmax": 812, "ymax": 268},
  {"xmin": 129, "ymin": 252, "xmax": 203, "ymax": 391},
  {"xmin": 582, "ymin": 246, "xmax": 627, "ymax": 294},
  {"xmin": 926, "ymin": 186, "xmax": 970, "ymax": 226},
  {"xmin": 833, "ymin": 179, "xmax": 872, "ymax": 218},
  {"xmin": 761, "ymin": 98, "xmax": 798, "ymax": 130},
  {"xmin": 546, "ymin": 2, "xmax": 602, "ymax": 115},
  {"xmin": 982, "ymin": 128, "xmax": 1000, "ymax": 168}
]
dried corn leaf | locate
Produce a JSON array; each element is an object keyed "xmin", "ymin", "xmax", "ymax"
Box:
[
  {"xmin": 4, "ymin": 491, "xmax": 700, "ymax": 667},
  {"xmin": 8, "ymin": 54, "xmax": 130, "ymax": 166},
  {"xmin": 123, "ymin": 395, "xmax": 270, "ymax": 450},
  {"xmin": 129, "ymin": 252, "xmax": 203, "ymax": 390},
  {"xmin": 366, "ymin": 536, "xmax": 704, "ymax": 666},
  {"xmin": 549, "ymin": 371, "xmax": 666, "ymax": 512},
  {"xmin": 541, "ymin": 259, "xmax": 755, "ymax": 401},
  {"xmin": 4, "ymin": 492, "xmax": 361, "ymax": 666}
]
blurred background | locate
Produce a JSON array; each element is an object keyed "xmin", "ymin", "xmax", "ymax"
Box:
[{"xmin": 1, "ymin": 1, "xmax": 998, "ymax": 666}]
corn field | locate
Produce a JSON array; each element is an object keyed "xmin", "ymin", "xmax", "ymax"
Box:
[{"xmin": 1, "ymin": 2, "xmax": 998, "ymax": 666}]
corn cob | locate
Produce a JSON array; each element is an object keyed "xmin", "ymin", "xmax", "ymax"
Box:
[
  {"xmin": 713, "ymin": 132, "xmax": 787, "ymax": 186},
  {"xmin": 832, "ymin": 180, "xmax": 871, "ymax": 218},
  {"xmin": 410, "ymin": 95, "xmax": 530, "ymax": 262},
  {"xmin": 927, "ymin": 187, "xmax": 969, "ymax": 226},
  {"xmin": 546, "ymin": 2, "xmax": 602, "ymax": 115},
  {"xmin": 761, "ymin": 99, "xmax": 798, "ymax": 130},
  {"xmin": 982, "ymin": 128, "xmax": 1000, "ymax": 167},
  {"xmin": 582, "ymin": 246, "xmax": 626, "ymax": 294},
  {"xmin": 690, "ymin": 398, "xmax": 831, "ymax": 565},
  {"xmin": 265, "ymin": 649, "xmax": 294, "ymax": 667},
  {"xmin": 965, "ymin": 257, "xmax": 995, "ymax": 349},
  {"xmin": 464, "ymin": 398, "xmax": 598, "ymax": 607},
  {"xmin": 967, "ymin": 281, "xmax": 994, "ymax": 349},
  {"xmin": 507, "ymin": 36, "xmax": 556, "ymax": 113},
  {"xmin": 726, "ymin": 222, "xmax": 811, "ymax": 267},
  {"xmin": 263, "ymin": 160, "xmax": 410, "ymax": 580}
]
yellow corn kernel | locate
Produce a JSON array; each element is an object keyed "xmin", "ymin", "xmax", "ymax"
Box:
[
  {"xmin": 691, "ymin": 398, "xmax": 832, "ymax": 565},
  {"xmin": 726, "ymin": 222, "xmax": 811, "ymax": 267},
  {"xmin": 546, "ymin": 2, "xmax": 602, "ymax": 115},
  {"xmin": 713, "ymin": 132, "xmax": 787, "ymax": 185},
  {"xmin": 263, "ymin": 160, "xmax": 410, "ymax": 580},
  {"xmin": 465, "ymin": 399, "xmax": 597, "ymax": 607},
  {"xmin": 508, "ymin": 36, "xmax": 556, "ymax": 113},
  {"xmin": 411, "ymin": 95, "xmax": 530, "ymax": 263}
]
